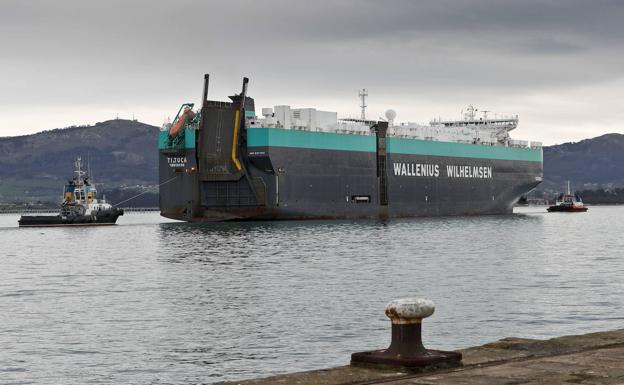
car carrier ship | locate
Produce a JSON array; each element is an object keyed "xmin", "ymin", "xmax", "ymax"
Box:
[{"xmin": 158, "ymin": 75, "xmax": 543, "ymax": 221}]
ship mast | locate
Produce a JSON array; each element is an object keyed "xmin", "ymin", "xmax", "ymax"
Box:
[
  {"xmin": 87, "ymin": 152, "xmax": 92, "ymax": 181},
  {"xmin": 359, "ymin": 89, "xmax": 368, "ymax": 121},
  {"xmin": 75, "ymin": 157, "xmax": 85, "ymax": 181},
  {"xmin": 567, "ymin": 180, "xmax": 571, "ymax": 195}
]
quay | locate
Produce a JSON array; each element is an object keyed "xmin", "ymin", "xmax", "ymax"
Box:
[
  {"xmin": 218, "ymin": 329, "xmax": 624, "ymax": 385},
  {"xmin": 217, "ymin": 298, "xmax": 624, "ymax": 385}
]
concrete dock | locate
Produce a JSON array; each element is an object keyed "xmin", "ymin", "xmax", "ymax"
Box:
[{"xmin": 217, "ymin": 329, "xmax": 624, "ymax": 385}]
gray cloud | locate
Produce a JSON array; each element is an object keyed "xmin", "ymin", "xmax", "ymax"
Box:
[{"xmin": 0, "ymin": 0, "xmax": 623, "ymax": 143}]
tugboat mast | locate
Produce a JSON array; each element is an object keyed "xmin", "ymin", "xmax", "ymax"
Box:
[{"xmin": 75, "ymin": 157, "xmax": 85, "ymax": 181}]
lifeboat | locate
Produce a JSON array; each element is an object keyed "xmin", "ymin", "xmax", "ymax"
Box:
[{"xmin": 169, "ymin": 106, "xmax": 195, "ymax": 138}]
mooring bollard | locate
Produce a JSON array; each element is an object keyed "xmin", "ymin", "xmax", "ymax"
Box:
[{"xmin": 351, "ymin": 298, "xmax": 462, "ymax": 368}]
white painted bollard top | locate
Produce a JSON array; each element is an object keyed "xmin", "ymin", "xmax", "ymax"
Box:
[{"xmin": 385, "ymin": 298, "xmax": 435, "ymax": 324}]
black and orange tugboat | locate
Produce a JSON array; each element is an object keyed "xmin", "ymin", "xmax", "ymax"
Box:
[
  {"xmin": 547, "ymin": 181, "xmax": 588, "ymax": 213},
  {"xmin": 18, "ymin": 157, "xmax": 124, "ymax": 227}
]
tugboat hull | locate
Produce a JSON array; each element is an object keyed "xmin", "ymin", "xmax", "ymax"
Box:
[
  {"xmin": 547, "ymin": 206, "xmax": 588, "ymax": 212},
  {"xmin": 18, "ymin": 209, "xmax": 124, "ymax": 227}
]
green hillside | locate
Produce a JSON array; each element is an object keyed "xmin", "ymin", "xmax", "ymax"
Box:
[
  {"xmin": 0, "ymin": 119, "xmax": 159, "ymax": 205},
  {"xmin": 542, "ymin": 133, "xmax": 624, "ymax": 192}
]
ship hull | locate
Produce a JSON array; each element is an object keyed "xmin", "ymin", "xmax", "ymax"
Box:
[
  {"xmin": 159, "ymin": 129, "xmax": 542, "ymax": 221},
  {"xmin": 18, "ymin": 209, "xmax": 124, "ymax": 227},
  {"xmin": 547, "ymin": 206, "xmax": 588, "ymax": 212}
]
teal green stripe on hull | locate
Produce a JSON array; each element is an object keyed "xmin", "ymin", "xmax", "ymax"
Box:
[
  {"xmin": 158, "ymin": 131, "xmax": 168, "ymax": 148},
  {"xmin": 246, "ymin": 127, "xmax": 542, "ymax": 162},
  {"xmin": 247, "ymin": 127, "xmax": 375, "ymax": 152},
  {"xmin": 387, "ymin": 137, "xmax": 542, "ymax": 162},
  {"xmin": 158, "ymin": 128, "xmax": 196, "ymax": 149}
]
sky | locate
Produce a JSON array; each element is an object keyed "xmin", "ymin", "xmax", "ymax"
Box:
[{"xmin": 0, "ymin": 0, "xmax": 623, "ymax": 145}]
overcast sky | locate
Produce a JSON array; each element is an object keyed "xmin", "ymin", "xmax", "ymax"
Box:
[{"xmin": 1, "ymin": 0, "xmax": 622, "ymax": 144}]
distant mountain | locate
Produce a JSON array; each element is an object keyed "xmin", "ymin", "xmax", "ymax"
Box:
[
  {"xmin": 541, "ymin": 133, "xmax": 624, "ymax": 192},
  {"xmin": 0, "ymin": 119, "xmax": 159, "ymax": 204}
]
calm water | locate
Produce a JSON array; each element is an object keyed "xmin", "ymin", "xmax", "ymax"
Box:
[{"xmin": 1, "ymin": 207, "xmax": 623, "ymax": 384}]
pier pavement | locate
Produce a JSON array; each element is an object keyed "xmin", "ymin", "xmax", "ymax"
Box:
[{"xmin": 217, "ymin": 329, "xmax": 624, "ymax": 385}]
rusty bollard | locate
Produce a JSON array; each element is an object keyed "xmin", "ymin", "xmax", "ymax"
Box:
[{"xmin": 351, "ymin": 298, "xmax": 462, "ymax": 368}]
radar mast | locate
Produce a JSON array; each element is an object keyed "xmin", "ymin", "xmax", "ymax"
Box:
[{"xmin": 358, "ymin": 89, "xmax": 368, "ymax": 121}]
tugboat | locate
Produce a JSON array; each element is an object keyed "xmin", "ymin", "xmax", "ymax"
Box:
[
  {"xmin": 547, "ymin": 181, "xmax": 588, "ymax": 212},
  {"xmin": 18, "ymin": 158, "xmax": 124, "ymax": 227}
]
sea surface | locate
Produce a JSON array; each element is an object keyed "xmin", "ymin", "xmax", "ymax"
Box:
[{"xmin": 1, "ymin": 207, "xmax": 623, "ymax": 384}]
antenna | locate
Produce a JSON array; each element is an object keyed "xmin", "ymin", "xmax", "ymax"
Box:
[
  {"xmin": 359, "ymin": 89, "xmax": 368, "ymax": 121},
  {"xmin": 87, "ymin": 151, "xmax": 92, "ymax": 180},
  {"xmin": 466, "ymin": 105, "xmax": 479, "ymax": 120},
  {"xmin": 74, "ymin": 157, "xmax": 85, "ymax": 180},
  {"xmin": 567, "ymin": 180, "xmax": 571, "ymax": 195}
]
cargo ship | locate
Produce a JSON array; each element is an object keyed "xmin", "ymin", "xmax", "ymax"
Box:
[{"xmin": 159, "ymin": 75, "xmax": 543, "ymax": 221}]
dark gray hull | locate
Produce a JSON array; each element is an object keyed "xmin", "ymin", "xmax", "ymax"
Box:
[
  {"xmin": 18, "ymin": 209, "xmax": 124, "ymax": 227},
  {"xmin": 159, "ymin": 79, "xmax": 542, "ymax": 222},
  {"xmin": 159, "ymin": 146, "xmax": 542, "ymax": 221}
]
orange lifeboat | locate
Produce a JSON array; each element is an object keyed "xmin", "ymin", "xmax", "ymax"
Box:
[{"xmin": 169, "ymin": 106, "xmax": 195, "ymax": 138}]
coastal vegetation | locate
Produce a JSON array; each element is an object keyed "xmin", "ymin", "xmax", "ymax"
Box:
[{"xmin": 577, "ymin": 188, "xmax": 624, "ymax": 204}]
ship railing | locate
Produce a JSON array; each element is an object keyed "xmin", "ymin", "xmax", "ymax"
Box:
[
  {"xmin": 502, "ymin": 139, "xmax": 542, "ymax": 149},
  {"xmin": 508, "ymin": 139, "xmax": 529, "ymax": 148},
  {"xmin": 0, "ymin": 208, "xmax": 59, "ymax": 214},
  {"xmin": 433, "ymin": 117, "xmax": 518, "ymax": 125},
  {"xmin": 206, "ymin": 100, "xmax": 234, "ymax": 109},
  {"xmin": 186, "ymin": 121, "xmax": 200, "ymax": 131},
  {"xmin": 0, "ymin": 207, "xmax": 161, "ymax": 214},
  {"xmin": 119, "ymin": 207, "xmax": 160, "ymax": 212},
  {"xmin": 333, "ymin": 129, "xmax": 371, "ymax": 136},
  {"xmin": 386, "ymin": 133, "xmax": 507, "ymax": 147}
]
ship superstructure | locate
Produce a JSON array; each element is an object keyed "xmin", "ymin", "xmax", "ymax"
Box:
[
  {"xmin": 60, "ymin": 157, "xmax": 114, "ymax": 216},
  {"xmin": 247, "ymin": 103, "xmax": 539, "ymax": 148},
  {"xmin": 158, "ymin": 75, "xmax": 543, "ymax": 221}
]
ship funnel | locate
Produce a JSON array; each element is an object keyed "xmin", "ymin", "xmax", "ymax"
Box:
[{"xmin": 241, "ymin": 77, "xmax": 249, "ymax": 101}]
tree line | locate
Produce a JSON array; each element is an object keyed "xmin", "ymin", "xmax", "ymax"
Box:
[{"xmin": 578, "ymin": 188, "xmax": 624, "ymax": 204}]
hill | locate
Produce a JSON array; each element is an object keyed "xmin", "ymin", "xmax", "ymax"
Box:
[
  {"xmin": 541, "ymin": 133, "xmax": 624, "ymax": 192},
  {"xmin": 0, "ymin": 119, "xmax": 159, "ymax": 204}
]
